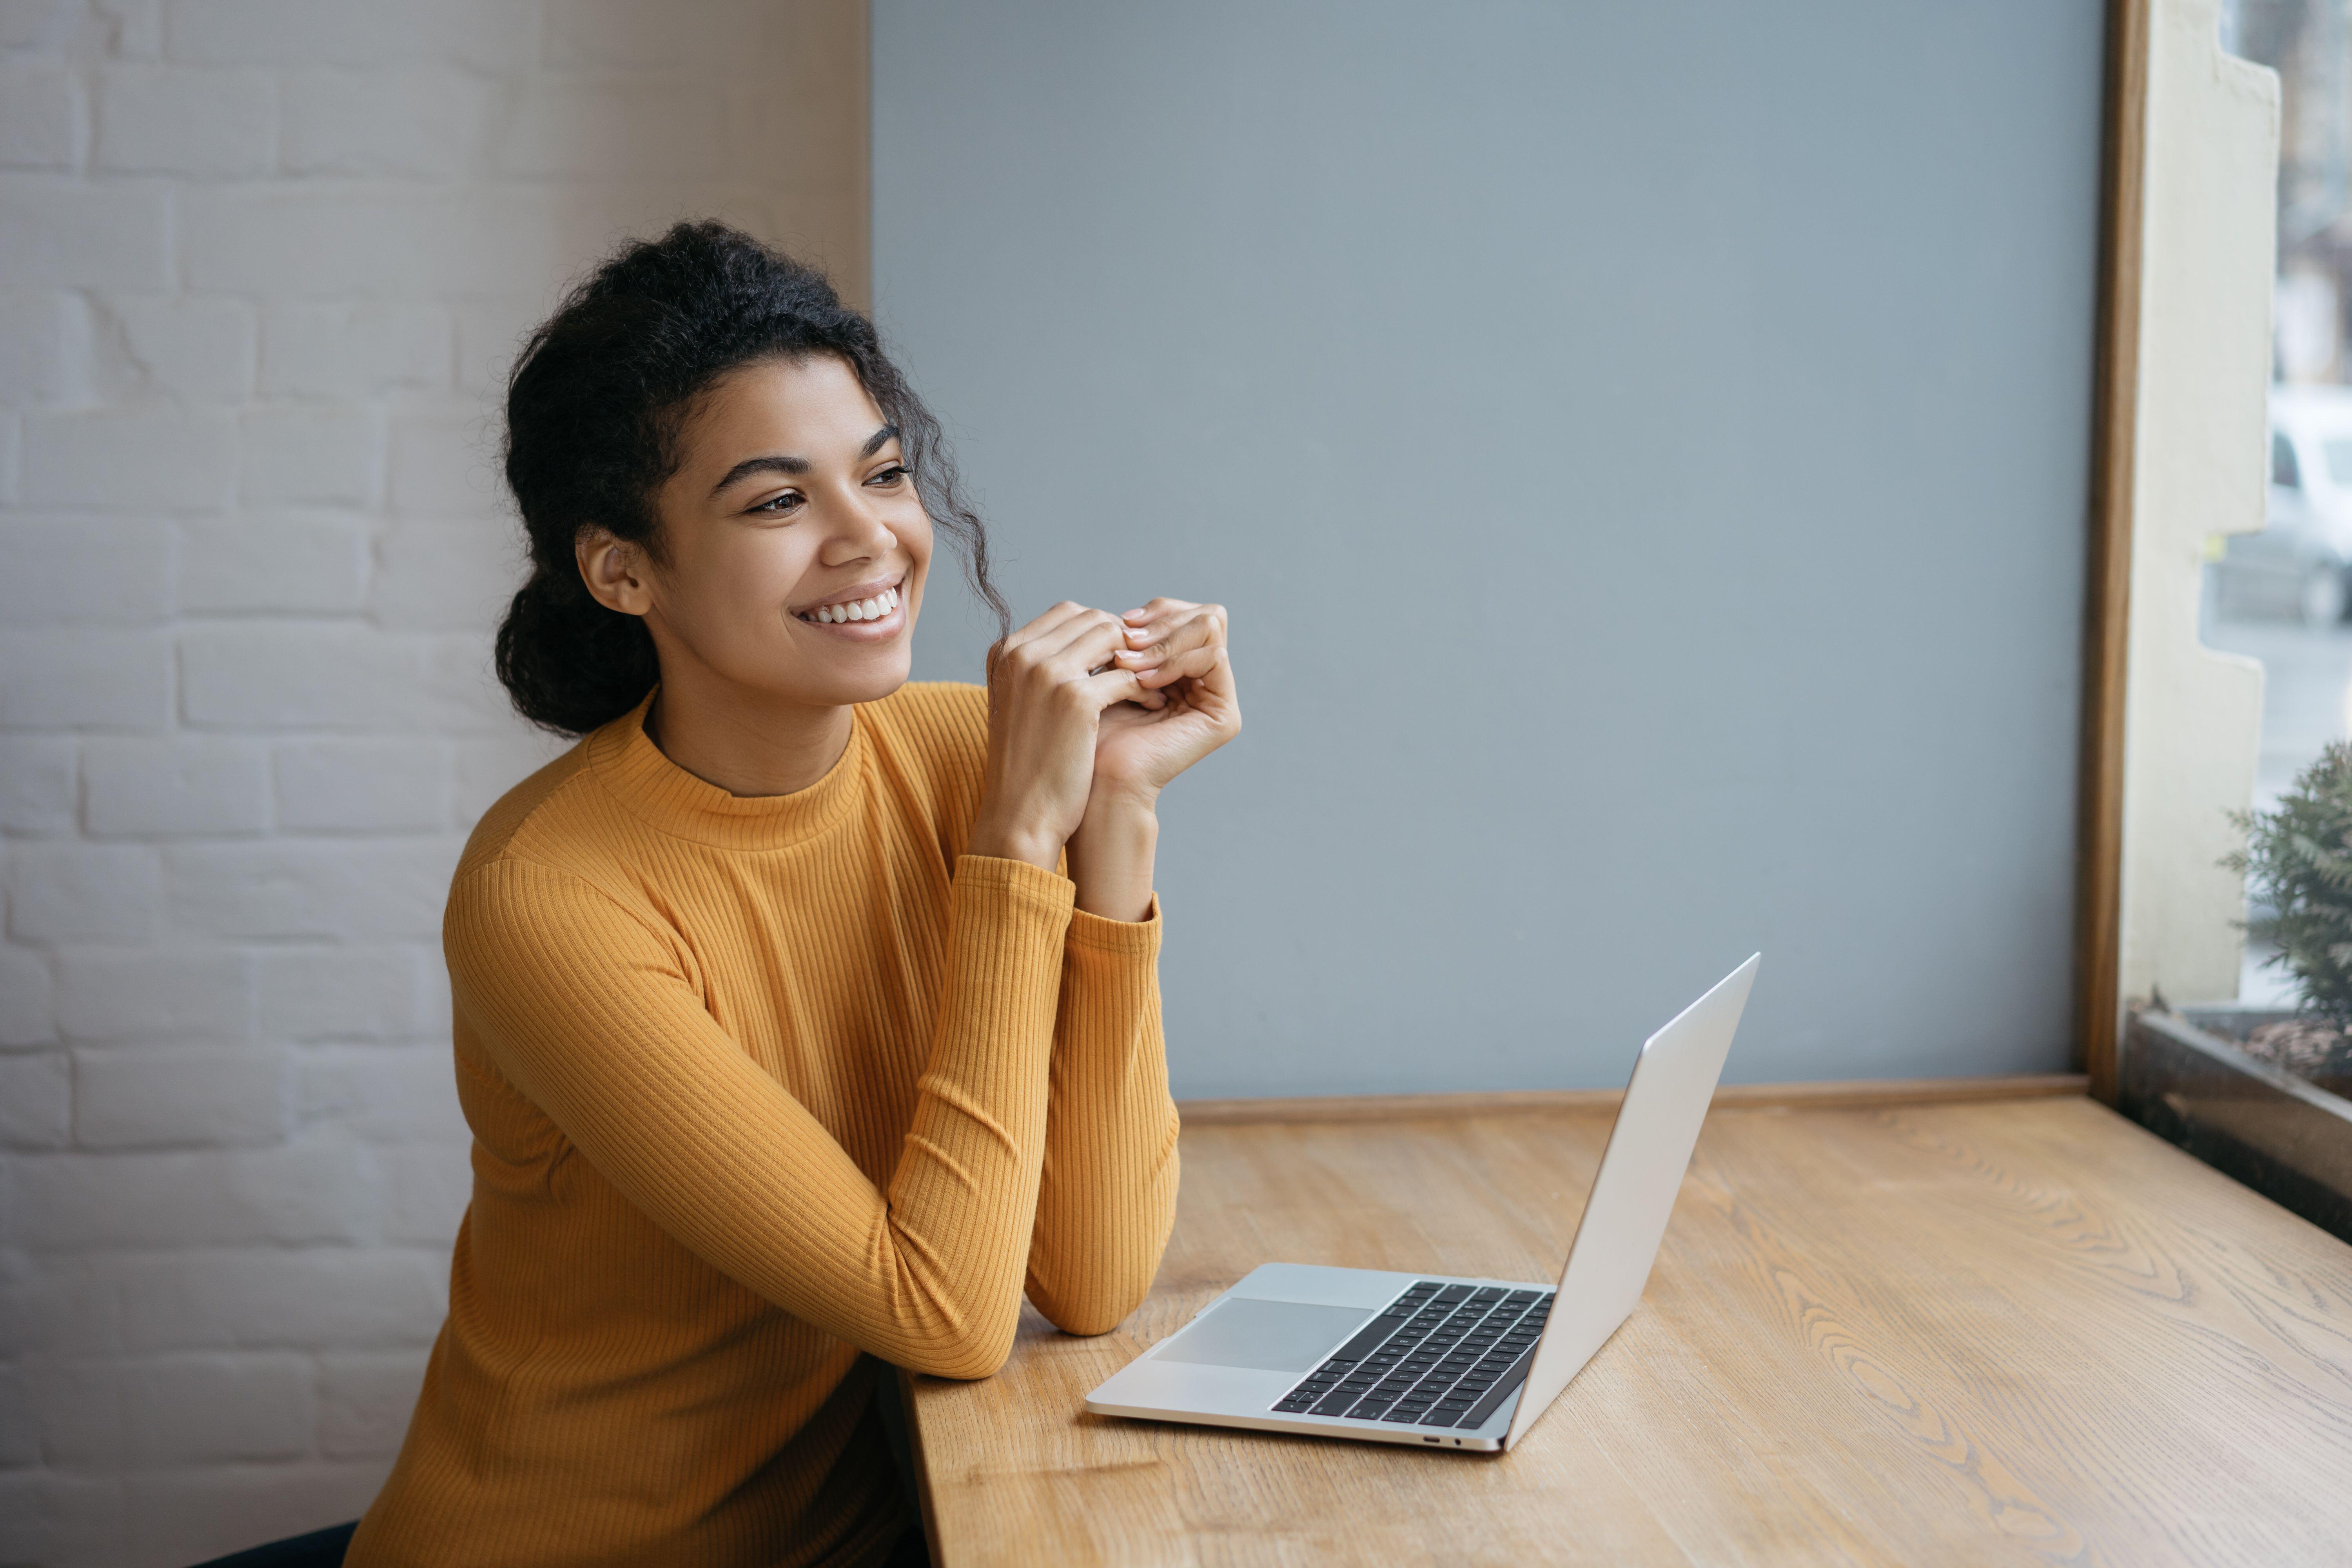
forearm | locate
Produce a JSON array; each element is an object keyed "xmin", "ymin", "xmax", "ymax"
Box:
[
  {"xmin": 872, "ymin": 854, "xmax": 1076, "ymax": 1373},
  {"xmin": 1064, "ymin": 792, "xmax": 1157, "ymax": 921},
  {"xmin": 1025, "ymin": 906, "xmax": 1181, "ymax": 1335}
]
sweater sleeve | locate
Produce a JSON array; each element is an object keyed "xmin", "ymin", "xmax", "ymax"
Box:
[
  {"xmin": 444, "ymin": 851, "xmax": 1072, "ymax": 1380},
  {"xmin": 1023, "ymin": 900, "xmax": 1182, "ymax": 1336}
]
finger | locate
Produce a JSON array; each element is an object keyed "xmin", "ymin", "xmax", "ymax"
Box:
[
  {"xmin": 1074, "ymin": 665, "xmax": 1155, "ymax": 711},
  {"xmin": 1115, "ymin": 605, "xmax": 1225, "ymax": 670},
  {"xmin": 1120, "ymin": 598, "xmax": 1203, "ymax": 635},
  {"xmin": 1122, "ymin": 596, "xmax": 1199, "ymax": 625},
  {"xmin": 1032, "ymin": 607, "xmax": 1129, "ymax": 673},
  {"xmin": 1193, "ymin": 641, "xmax": 1237, "ymax": 704},
  {"xmin": 993, "ymin": 605, "xmax": 1123, "ymax": 688},
  {"xmin": 1117, "ymin": 609, "xmax": 1226, "ymax": 679},
  {"xmin": 1134, "ymin": 642, "xmax": 1224, "ymax": 691},
  {"xmin": 988, "ymin": 601, "xmax": 1098, "ymax": 683},
  {"xmin": 1161, "ymin": 642, "xmax": 1238, "ymax": 710},
  {"xmin": 1001, "ymin": 600, "xmax": 1096, "ymax": 654},
  {"xmin": 1122, "ymin": 600, "xmax": 1223, "ymax": 642}
]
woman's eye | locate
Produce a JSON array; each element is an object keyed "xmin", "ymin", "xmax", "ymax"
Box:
[
  {"xmin": 867, "ymin": 463, "xmax": 911, "ymax": 486},
  {"xmin": 751, "ymin": 491, "xmax": 804, "ymax": 515}
]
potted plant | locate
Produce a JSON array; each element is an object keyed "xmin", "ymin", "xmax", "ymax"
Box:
[{"xmin": 2120, "ymin": 742, "xmax": 2352, "ymax": 1241}]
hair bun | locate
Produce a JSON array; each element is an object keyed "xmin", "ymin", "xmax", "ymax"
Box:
[{"xmin": 493, "ymin": 570, "xmax": 660, "ymax": 736}]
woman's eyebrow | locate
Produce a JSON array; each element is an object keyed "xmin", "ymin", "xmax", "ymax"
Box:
[
  {"xmin": 710, "ymin": 453, "xmax": 808, "ymax": 496},
  {"xmin": 708, "ymin": 426, "xmax": 898, "ymax": 497}
]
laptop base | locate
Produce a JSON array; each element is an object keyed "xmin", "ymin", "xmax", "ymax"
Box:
[{"xmin": 1083, "ymin": 1263, "xmax": 1555, "ymax": 1452}]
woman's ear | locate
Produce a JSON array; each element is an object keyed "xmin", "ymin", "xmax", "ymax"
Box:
[{"xmin": 576, "ymin": 527, "xmax": 655, "ymax": 617}]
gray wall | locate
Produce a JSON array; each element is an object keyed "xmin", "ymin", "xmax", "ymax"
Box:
[{"xmin": 875, "ymin": 0, "xmax": 2105, "ymax": 1098}]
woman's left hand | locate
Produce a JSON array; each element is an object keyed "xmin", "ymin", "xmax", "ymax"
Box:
[
  {"xmin": 1094, "ymin": 597, "xmax": 1242, "ymax": 806},
  {"xmin": 1062, "ymin": 597, "xmax": 1239, "ymax": 920}
]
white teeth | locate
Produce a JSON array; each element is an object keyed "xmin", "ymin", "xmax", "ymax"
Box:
[{"xmin": 806, "ymin": 586, "xmax": 901, "ymax": 625}]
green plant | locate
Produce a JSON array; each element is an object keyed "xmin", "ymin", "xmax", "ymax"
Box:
[{"xmin": 2229, "ymin": 740, "xmax": 2352, "ymax": 1029}]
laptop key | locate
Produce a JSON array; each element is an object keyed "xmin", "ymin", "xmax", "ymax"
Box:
[
  {"xmin": 1452, "ymin": 1348, "xmax": 1539, "ymax": 1428},
  {"xmin": 1325, "ymin": 1316, "xmax": 1410, "ymax": 1367}
]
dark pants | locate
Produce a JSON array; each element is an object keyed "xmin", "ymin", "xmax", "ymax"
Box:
[
  {"xmin": 189, "ymin": 1523, "xmax": 355, "ymax": 1568},
  {"xmin": 191, "ymin": 1520, "xmax": 930, "ymax": 1567}
]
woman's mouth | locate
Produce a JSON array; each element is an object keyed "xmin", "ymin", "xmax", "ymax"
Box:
[{"xmin": 794, "ymin": 576, "xmax": 907, "ymax": 637}]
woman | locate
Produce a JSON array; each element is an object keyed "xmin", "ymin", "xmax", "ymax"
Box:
[{"xmin": 347, "ymin": 222, "xmax": 1239, "ymax": 1566}]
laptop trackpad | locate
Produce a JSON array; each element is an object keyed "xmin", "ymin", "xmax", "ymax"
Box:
[{"xmin": 1152, "ymin": 1298, "xmax": 1372, "ymax": 1374}]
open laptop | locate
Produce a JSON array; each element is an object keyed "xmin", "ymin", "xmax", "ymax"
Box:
[{"xmin": 1085, "ymin": 954, "xmax": 1759, "ymax": 1453}]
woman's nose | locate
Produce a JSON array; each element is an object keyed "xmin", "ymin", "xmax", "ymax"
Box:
[{"xmin": 823, "ymin": 489, "xmax": 898, "ymax": 563}]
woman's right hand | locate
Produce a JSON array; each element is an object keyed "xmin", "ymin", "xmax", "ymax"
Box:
[{"xmin": 968, "ymin": 603, "xmax": 1156, "ymax": 872}]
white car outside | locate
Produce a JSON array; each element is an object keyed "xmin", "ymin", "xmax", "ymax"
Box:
[{"xmin": 2221, "ymin": 384, "xmax": 2352, "ymax": 624}]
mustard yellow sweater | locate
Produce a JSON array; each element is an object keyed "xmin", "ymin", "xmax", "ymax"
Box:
[{"xmin": 348, "ymin": 683, "xmax": 1181, "ymax": 1567}]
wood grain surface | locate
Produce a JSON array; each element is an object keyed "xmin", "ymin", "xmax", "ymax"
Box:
[
  {"xmin": 903, "ymin": 1094, "xmax": 2352, "ymax": 1566},
  {"xmin": 1174, "ymin": 1074, "xmax": 2088, "ymax": 1126}
]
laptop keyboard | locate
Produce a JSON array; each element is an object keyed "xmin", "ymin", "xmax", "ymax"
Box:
[{"xmin": 1270, "ymin": 1280, "xmax": 1553, "ymax": 1430}]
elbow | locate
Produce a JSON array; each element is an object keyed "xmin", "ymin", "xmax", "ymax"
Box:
[
  {"xmin": 896, "ymin": 1307, "xmax": 1020, "ymax": 1381},
  {"xmin": 1044, "ymin": 1303, "xmax": 1128, "ymax": 1339},
  {"xmin": 1027, "ymin": 1266, "xmax": 1153, "ymax": 1339},
  {"xmin": 904, "ymin": 1331, "xmax": 1015, "ymax": 1381}
]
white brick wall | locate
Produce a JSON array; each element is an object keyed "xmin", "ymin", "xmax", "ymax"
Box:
[{"xmin": 0, "ymin": 4, "xmax": 866, "ymax": 1563}]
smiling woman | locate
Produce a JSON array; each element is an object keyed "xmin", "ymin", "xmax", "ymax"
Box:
[{"xmin": 332, "ymin": 223, "xmax": 1242, "ymax": 1568}]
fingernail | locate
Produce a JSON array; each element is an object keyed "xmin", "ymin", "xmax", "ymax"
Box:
[
  {"xmin": 1122, "ymin": 608, "xmax": 1147, "ymax": 621},
  {"xmin": 1124, "ymin": 625, "xmax": 1150, "ymax": 643}
]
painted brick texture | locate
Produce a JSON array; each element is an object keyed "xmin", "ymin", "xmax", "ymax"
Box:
[{"xmin": 0, "ymin": 4, "xmax": 867, "ymax": 1563}]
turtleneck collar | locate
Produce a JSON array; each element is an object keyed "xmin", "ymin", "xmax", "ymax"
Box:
[{"xmin": 583, "ymin": 691, "xmax": 865, "ymax": 851}]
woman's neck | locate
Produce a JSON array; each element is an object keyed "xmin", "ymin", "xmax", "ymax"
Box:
[{"xmin": 642, "ymin": 677, "xmax": 853, "ymax": 799}]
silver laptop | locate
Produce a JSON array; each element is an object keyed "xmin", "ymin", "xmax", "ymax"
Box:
[{"xmin": 1086, "ymin": 954, "xmax": 1759, "ymax": 1453}]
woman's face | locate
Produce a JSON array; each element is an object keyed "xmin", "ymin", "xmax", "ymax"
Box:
[{"xmin": 599, "ymin": 353, "xmax": 933, "ymax": 711}]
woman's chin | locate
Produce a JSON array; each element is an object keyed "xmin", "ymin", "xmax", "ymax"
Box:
[{"xmin": 785, "ymin": 642, "xmax": 915, "ymax": 709}]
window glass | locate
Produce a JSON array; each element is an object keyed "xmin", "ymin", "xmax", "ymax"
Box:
[
  {"xmin": 2169, "ymin": 4, "xmax": 2352, "ymax": 1245},
  {"xmin": 2326, "ymin": 437, "xmax": 2352, "ymax": 484},
  {"xmin": 2209, "ymin": 3, "xmax": 2352, "ymax": 986}
]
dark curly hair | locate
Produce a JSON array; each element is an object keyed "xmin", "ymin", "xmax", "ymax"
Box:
[{"xmin": 494, "ymin": 220, "xmax": 1010, "ymax": 735}]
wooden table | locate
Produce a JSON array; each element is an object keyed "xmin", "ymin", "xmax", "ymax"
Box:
[{"xmin": 900, "ymin": 1079, "xmax": 2352, "ymax": 1566}]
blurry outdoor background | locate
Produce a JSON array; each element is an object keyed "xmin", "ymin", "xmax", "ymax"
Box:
[{"xmin": 2212, "ymin": 0, "xmax": 2352, "ymax": 1002}]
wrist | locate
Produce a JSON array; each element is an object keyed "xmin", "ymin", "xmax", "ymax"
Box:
[
  {"xmin": 967, "ymin": 809, "xmax": 1065, "ymax": 873},
  {"xmin": 1068, "ymin": 791, "xmax": 1158, "ymax": 921},
  {"xmin": 1078, "ymin": 783, "xmax": 1160, "ymax": 830}
]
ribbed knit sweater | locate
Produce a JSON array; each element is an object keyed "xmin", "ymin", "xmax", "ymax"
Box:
[{"xmin": 347, "ymin": 682, "xmax": 1181, "ymax": 1568}]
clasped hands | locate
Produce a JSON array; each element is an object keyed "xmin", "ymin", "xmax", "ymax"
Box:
[{"xmin": 968, "ymin": 598, "xmax": 1241, "ymax": 920}]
